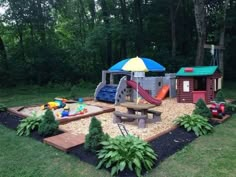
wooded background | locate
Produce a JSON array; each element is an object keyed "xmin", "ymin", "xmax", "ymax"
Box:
[{"xmin": 0, "ymin": 0, "xmax": 235, "ymax": 86}]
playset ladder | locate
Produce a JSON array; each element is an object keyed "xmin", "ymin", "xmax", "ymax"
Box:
[{"xmin": 117, "ymin": 123, "xmax": 129, "ymax": 136}]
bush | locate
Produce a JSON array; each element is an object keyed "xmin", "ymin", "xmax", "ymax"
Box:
[
  {"xmin": 225, "ymin": 103, "xmax": 236, "ymax": 113},
  {"xmin": 96, "ymin": 135, "xmax": 157, "ymax": 177},
  {"xmin": 69, "ymin": 85, "xmax": 78, "ymax": 99},
  {"xmin": 38, "ymin": 109, "xmax": 59, "ymax": 137},
  {"xmin": 17, "ymin": 113, "xmax": 42, "ymax": 136},
  {"xmin": 214, "ymin": 90, "xmax": 225, "ymax": 102},
  {"xmin": 193, "ymin": 99, "xmax": 212, "ymax": 118},
  {"xmin": 174, "ymin": 114, "xmax": 213, "ymax": 136},
  {"xmin": 0, "ymin": 103, "xmax": 7, "ymax": 112},
  {"xmin": 84, "ymin": 117, "xmax": 107, "ymax": 152}
]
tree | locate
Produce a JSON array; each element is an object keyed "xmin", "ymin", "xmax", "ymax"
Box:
[
  {"xmin": 84, "ymin": 117, "xmax": 106, "ymax": 152},
  {"xmin": 38, "ymin": 109, "xmax": 59, "ymax": 137},
  {"xmin": 218, "ymin": 0, "xmax": 230, "ymax": 76},
  {"xmin": 119, "ymin": 0, "xmax": 128, "ymax": 58},
  {"xmin": 193, "ymin": 99, "xmax": 212, "ymax": 118},
  {"xmin": 0, "ymin": 36, "xmax": 7, "ymax": 69},
  {"xmin": 169, "ymin": 0, "xmax": 182, "ymax": 57},
  {"xmin": 134, "ymin": 0, "xmax": 143, "ymax": 55},
  {"xmin": 192, "ymin": 0, "xmax": 206, "ymax": 65}
]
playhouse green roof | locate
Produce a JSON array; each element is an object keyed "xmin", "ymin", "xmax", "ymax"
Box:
[{"xmin": 176, "ymin": 66, "xmax": 218, "ymax": 76}]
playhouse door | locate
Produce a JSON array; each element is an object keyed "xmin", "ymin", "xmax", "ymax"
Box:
[
  {"xmin": 192, "ymin": 91, "xmax": 206, "ymax": 103},
  {"xmin": 183, "ymin": 81, "xmax": 190, "ymax": 92}
]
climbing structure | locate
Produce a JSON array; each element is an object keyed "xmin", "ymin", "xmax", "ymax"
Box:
[
  {"xmin": 96, "ymin": 85, "xmax": 117, "ymax": 103},
  {"xmin": 94, "ymin": 71, "xmax": 131, "ymax": 104}
]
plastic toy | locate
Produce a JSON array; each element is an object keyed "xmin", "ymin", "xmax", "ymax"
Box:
[
  {"xmin": 76, "ymin": 101, "xmax": 88, "ymax": 114},
  {"xmin": 94, "ymin": 70, "xmax": 176, "ymax": 105},
  {"xmin": 61, "ymin": 106, "xmax": 70, "ymax": 117},
  {"xmin": 176, "ymin": 66, "xmax": 222, "ymax": 104},
  {"xmin": 210, "ymin": 101, "xmax": 225, "ymax": 118},
  {"xmin": 41, "ymin": 98, "xmax": 67, "ymax": 110}
]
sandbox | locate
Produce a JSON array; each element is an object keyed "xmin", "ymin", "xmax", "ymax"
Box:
[
  {"xmin": 8, "ymin": 98, "xmax": 195, "ymax": 142},
  {"xmin": 60, "ymin": 98, "xmax": 195, "ymax": 141},
  {"xmin": 8, "ymin": 102, "xmax": 115, "ymax": 124}
]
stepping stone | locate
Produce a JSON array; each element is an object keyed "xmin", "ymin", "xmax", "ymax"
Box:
[{"xmin": 44, "ymin": 132, "xmax": 85, "ymax": 152}]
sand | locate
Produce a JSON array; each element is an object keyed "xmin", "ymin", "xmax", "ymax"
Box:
[
  {"xmin": 19, "ymin": 103, "xmax": 103, "ymax": 120},
  {"xmin": 59, "ymin": 98, "xmax": 195, "ymax": 140}
]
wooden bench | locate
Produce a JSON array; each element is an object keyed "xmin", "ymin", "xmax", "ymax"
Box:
[
  {"xmin": 147, "ymin": 110, "xmax": 162, "ymax": 123},
  {"xmin": 136, "ymin": 110, "xmax": 162, "ymax": 123},
  {"xmin": 113, "ymin": 111, "xmax": 147, "ymax": 128}
]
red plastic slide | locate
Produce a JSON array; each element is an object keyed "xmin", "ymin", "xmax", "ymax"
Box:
[
  {"xmin": 127, "ymin": 80, "xmax": 162, "ymax": 106},
  {"xmin": 155, "ymin": 85, "xmax": 169, "ymax": 100}
]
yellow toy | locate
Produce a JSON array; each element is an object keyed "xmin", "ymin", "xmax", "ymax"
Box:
[{"xmin": 41, "ymin": 98, "xmax": 67, "ymax": 110}]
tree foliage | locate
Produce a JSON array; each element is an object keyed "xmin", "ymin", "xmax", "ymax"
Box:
[
  {"xmin": 193, "ymin": 99, "xmax": 212, "ymax": 118},
  {"xmin": 0, "ymin": 0, "xmax": 235, "ymax": 86},
  {"xmin": 38, "ymin": 109, "xmax": 59, "ymax": 137},
  {"xmin": 214, "ymin": 90, "xmax": 225, "ymax": 102},
  {"xmin": 84, "ymin": 117, "xmax": 107, "ymax": 152}
]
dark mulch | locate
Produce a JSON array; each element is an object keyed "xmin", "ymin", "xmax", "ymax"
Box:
[
  {"xmin": 0, "ymin": 111, "xmax": 228, "ymax": 177},
  {"xmin": 69, "ymin": 127, "xmax": 198, "ymax": 177},
  {"xmin": 0, "ymin": 112, "xmax": 63, "ymax": 142},
  {"xmin": 0, "ymin": 112, "xmax": 21, "ymax": 130}
]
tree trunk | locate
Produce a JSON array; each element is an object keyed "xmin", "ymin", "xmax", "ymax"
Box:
[
  {"xmin": 170, "ymin": 2, "xmax": 176, "ymax": 57},
  {"xmin": 134, "ymin": 0, "xmax": 143, "ymax": 56},
  {"xmin": 218, "ymin": 0, "xmax": 230, "ymax": 76},
  {"xmin": 119, "ymin": 0, "xmax": 127, "ymax": 58},
  {"xmin": 36, "ymin": 0, "xmax": 46, "ymax": 45},
  {"xmin": 193, "ymin": 0, "xmax": 206, "ymax": 66},
  {"xmin": 170, "ymin": 0, "xmax": 181, "ymax": 58},
  {"xmin": 0, "ymin": 36, "xmax": 8, "ymax": 69},
  {"xmin": 100, "ymin": 0, "xmax": 112, "ymax": 67},
  {"xmin": 18, "ymin": 26, "xmax": 25, "ymax": 61},
  {"xmin": 88, "ymin": 0, "xmax": 96, "ymax": 28}
]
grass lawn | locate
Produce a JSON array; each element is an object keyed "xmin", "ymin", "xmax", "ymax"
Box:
[
  {"xmin": 149, "ymin": 115, "xmax": 236, "ymax": 177},
  {"xmin": 0, "ymin": 85, "xmax": 95, "ymax": 107},
  {"xmin": 0, "ymin": 82, "xmax": 236, "ymax": 177},
  {"xmin": 0, "ymin": 125, "xmax": 110, "ymax": 177}
]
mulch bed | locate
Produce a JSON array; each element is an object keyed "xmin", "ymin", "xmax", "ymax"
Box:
[
  {"xmin": 0, "ymin": 111, "xmax": 227, "ymax": 177},
  {"xmin": 0, "ymin": 112, "xmax": 63, "ymax": 142}
]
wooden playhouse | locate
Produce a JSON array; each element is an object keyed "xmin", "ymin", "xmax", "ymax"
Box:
[{"xmin": 176, "ymin": 66, "xmax": 222, "ymax": 104}]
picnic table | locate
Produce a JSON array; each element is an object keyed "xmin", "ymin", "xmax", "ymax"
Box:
[{"xmin": 113, "ymin": 102, "xmax": 161, "ymax": 128}]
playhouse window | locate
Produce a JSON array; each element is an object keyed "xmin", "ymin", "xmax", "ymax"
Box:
[{"xmin": 194, "ymin": 77, "xmax": 206, "ymax": 91}]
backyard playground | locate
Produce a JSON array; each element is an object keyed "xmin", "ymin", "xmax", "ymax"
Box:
[
  {"xmin": 0, "ymin": 60, "xmax": 235, "ymax": 177},
  {"xmin": 0, "ymin": 80, "xmax": 235, "ymax": 176},
  {"xmin": 8, "ymin": 98, "xmax": 194, "ymax": 140}
]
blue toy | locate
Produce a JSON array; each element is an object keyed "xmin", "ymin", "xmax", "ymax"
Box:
[{"xmin": 61, "ymin": 106, "xmax": 70, "ymax": 117}]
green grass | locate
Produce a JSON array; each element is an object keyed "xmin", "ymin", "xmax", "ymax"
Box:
[
  {"xmin": 148, "ymin": 115, "xmax": 236, "ymax": 177},
  {"xmin": 0, "ymin": 85, "xmax": 95, "ymax": 107},
  {"xmin": 222, "ymin": 81, "xmax": 236, "ymax": 99},
  {"xmin": 0, "ymin": 116, "xmax": 235, "ymax": 177},
  {"xmin": 0, "ymin": 125, "xmax": 110, "ymax": 177},
  {"xmin": 0, "ymin": 81, "xmax": 236, "ymax": 177}
]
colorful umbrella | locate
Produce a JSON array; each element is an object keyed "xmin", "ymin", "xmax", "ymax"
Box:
[
  {"xmin": 109, "ymin": 56, "xmax": 166, "ymax": 72},
  {"xmin": 109, "ymin": 56, "xmax": 165, "ymax": 103}
]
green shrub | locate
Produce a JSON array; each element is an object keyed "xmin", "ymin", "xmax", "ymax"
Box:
[
  {"xmin": 0, "ymin": 103, "xmax": 7, "ymax": 112},
  {"xmin": 63, "ymin": 81, "xmax": 72, "ymax": 90},
  {"xmin": 84, "ymin": 117, "xmax": 107, "ymax": 152},
  {"xmin": 174, "ymin": 114, "xmax": 213, "ymax": 136},
  {"xmin": 193, "ymin": 98, "xmax": 212, "ymax": 118},
  {"xmin": 38, "ymin": 110, "xmax": 59, "ymax": 137},
  {"xmin": 69, "ymin": 85, "xmax": 78, "ymax": 99},
  {"xmin": 96, "ymin": 135, "xmax": 157, "ymax": 177},
  {"xmin": 17, "ymin": 113, "xmax": 42, "ymax": 136},
  {"xmin": 225, "ymin": 103, "xmax": 236, "ymax": 113},
  {"xmin": 214, "ymin": 90, "xmax": 225, "ymax": 102}
]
